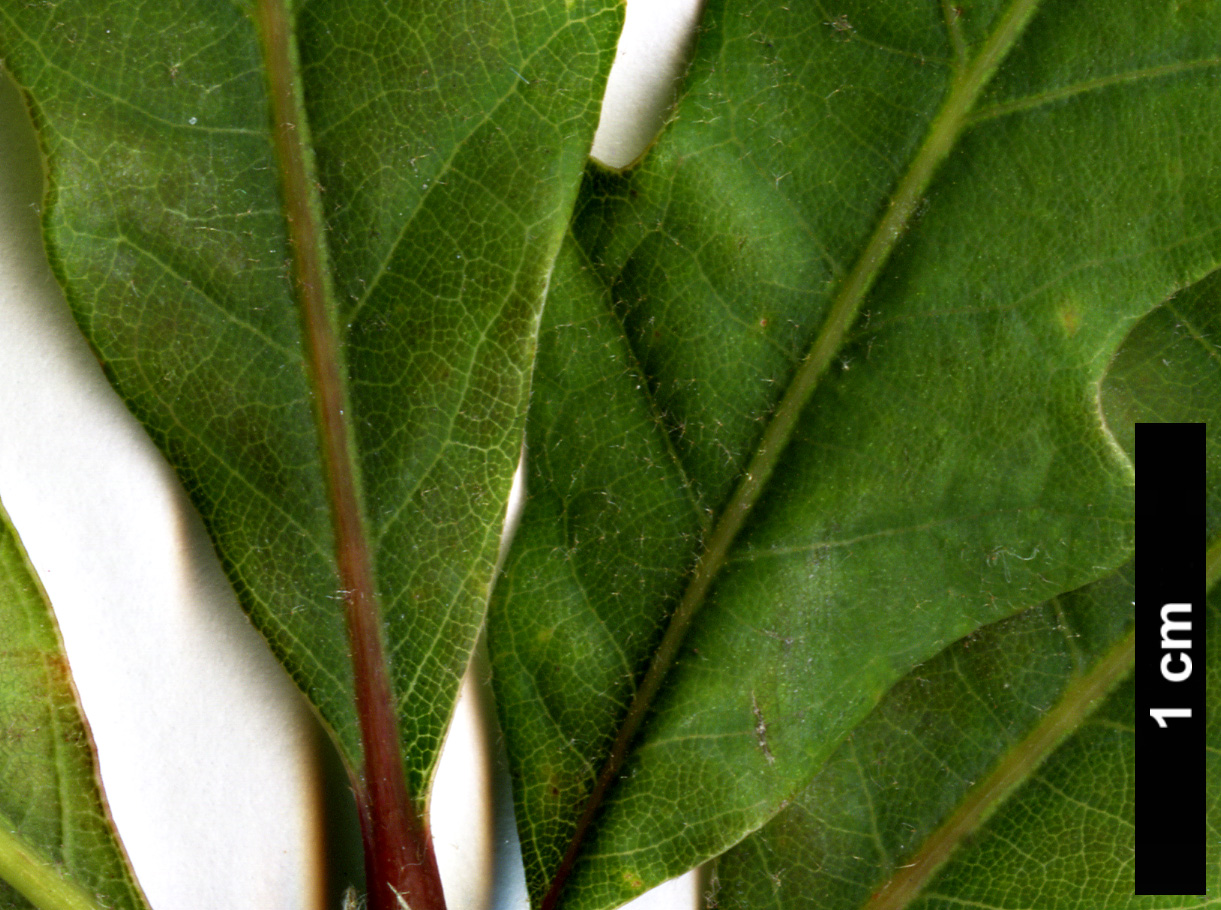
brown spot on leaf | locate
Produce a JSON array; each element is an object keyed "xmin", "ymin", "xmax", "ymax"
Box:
[{"xmin": 1056, "ymin": 301, "xmax": 1082, "ymax": 337}]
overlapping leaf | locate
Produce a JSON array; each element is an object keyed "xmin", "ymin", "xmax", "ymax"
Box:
[
  {"xmin": 711, "ymin": 590, "xmax": 1219, "ymax": 910},
  {"xmin": 710, "ymin": 571, "xmax": 1142, "ymax": 909},
  {"xmin": 0, "ymin": 0, "xmax": 621, "ymax": 801},
  {"xmin": 708, "ymin": 273, "xmax": 1221, "ymax": 909},
  {"xmin": 488, "ymin": 1, "xmax": 1221, "ymax": 907},
  {"xmin": 888, "ymin": 605, "xmax": 1215, "ymax": 910},
  {"xmin": 1100, "ymin": 271, "xmax": 1221, "ymax": 548},
  {"xmin": 0, "ymin": 498, "xmax": 149, "ymax": 910}
]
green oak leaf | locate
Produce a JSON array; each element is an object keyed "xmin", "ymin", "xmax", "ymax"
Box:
[
  {"xmin": 710, "ymin": 569, "xmax": 1143, "ymax": 910},
  {"xmin": 1098, "ymin": 270, "xmax": 1221, "ymax": 554},
  {"xmin": 709, "ymin": 265, "xmax": 1221, "ymax": 910},
  {"xmin": 893, "ymin": 604, "xmax": 1214, "ymax": 910},
  {"xmin": 0, "ymin": 0, "xmax": 620, "ymax": 822},
  {"xmin": 0, "ymin": 497, "xmax": 150, "ymax": 910},
  {"xmin": 487, "ymin": 1, "xmax": 1221, "ymax": 908}
]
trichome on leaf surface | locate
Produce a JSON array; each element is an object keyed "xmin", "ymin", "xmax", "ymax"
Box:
[{"xmin": 0, "ymin": 1, "xmax": 1218, "ymax": 909}]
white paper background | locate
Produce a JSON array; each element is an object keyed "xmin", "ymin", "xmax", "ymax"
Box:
[{"xmin": 0, "ymin": 0, "xmax": 703, "ymax": 907}]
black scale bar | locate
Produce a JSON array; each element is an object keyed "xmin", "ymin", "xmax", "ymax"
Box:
[{"xmin": 1136, "ymin": 422, "xmax": 1206, "ymax": 896}]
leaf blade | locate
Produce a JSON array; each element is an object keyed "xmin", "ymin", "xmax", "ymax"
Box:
[
  {"xmin": 533, "ymin": 5, "xmax": 1050, "ymax": 899},
  {"xmin": 712, "ymin": 267, "xmax": 1221, "ymax": 910},
  {"xmin": 0, "ymin": 498, "xmax": 149, "ymax": 910},
  {"xmin": 707, "ymin": 573, "xmax": 1154, "ymax": 910},
  {"xmin": 0, "ymin": 0, "xmax": 621, "ymax": 822},
  {"xmin": 489, "ymin": 1, "xmax": 1221, "ymax": 906}
]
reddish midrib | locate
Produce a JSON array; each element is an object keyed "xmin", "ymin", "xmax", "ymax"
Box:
[{"xmin": 252, "ymin": 2, "xmax": 445, "ymax": 908}]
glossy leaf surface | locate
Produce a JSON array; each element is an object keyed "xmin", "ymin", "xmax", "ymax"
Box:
[
  {"xmin": 0, "ymin": 0, "xmax": 620, "ymax": 804},
  {"xmin": 488, "ymin": 1, "xmax": 1221, "ymax": 907},
  {"xmin": 0, "ymin": 499, "xmax": 149, "ymax": 910}
]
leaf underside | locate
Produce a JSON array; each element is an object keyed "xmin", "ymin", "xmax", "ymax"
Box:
[
  {"xmin": 0, "ymin": 0, "xmax": 621, "ymax": 812},
  {"xmin": 713, "ymin": 569, "xmax": 1140, "ymax": 910},
  {"xmin": 2, "ymin": 0, "xmax": 1221, "ymax": 908},
  {"xmin": 713, "ymin": 273, "xmax": 1221, "ymax": 908},
  {"xmin": 0, "ymin": 499, "xmax": 149, "ymax": 910},
  {"xmin": 710, "ymin": 271, "xmax": 1221, "ymax": 910},
  {"xmin": 489, "ymin": 1, "xmax": 1221, "ymax": 908}
]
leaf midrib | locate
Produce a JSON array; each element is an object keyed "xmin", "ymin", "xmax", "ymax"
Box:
[
  {"xmin": 540, "ymin": 1, "xmax": 1046, "ymax": 906},
  {"xmin": 251, "ymin": 2, "xmax": 443, "ymax": 908},
  {"xmin": 252, "ymin": 0, "xmax": 381, "ymax": 782},
  {"xmin": 860, "ymin": 626, "xmax": 1137, "ymax": 910},
  {"xmin": 0, "ymin": 819, "xmax": 105, "ymax": 910},
  {"xmin": 864, "ymin": 536, "xmax": 1221, "ymax": 910}
]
